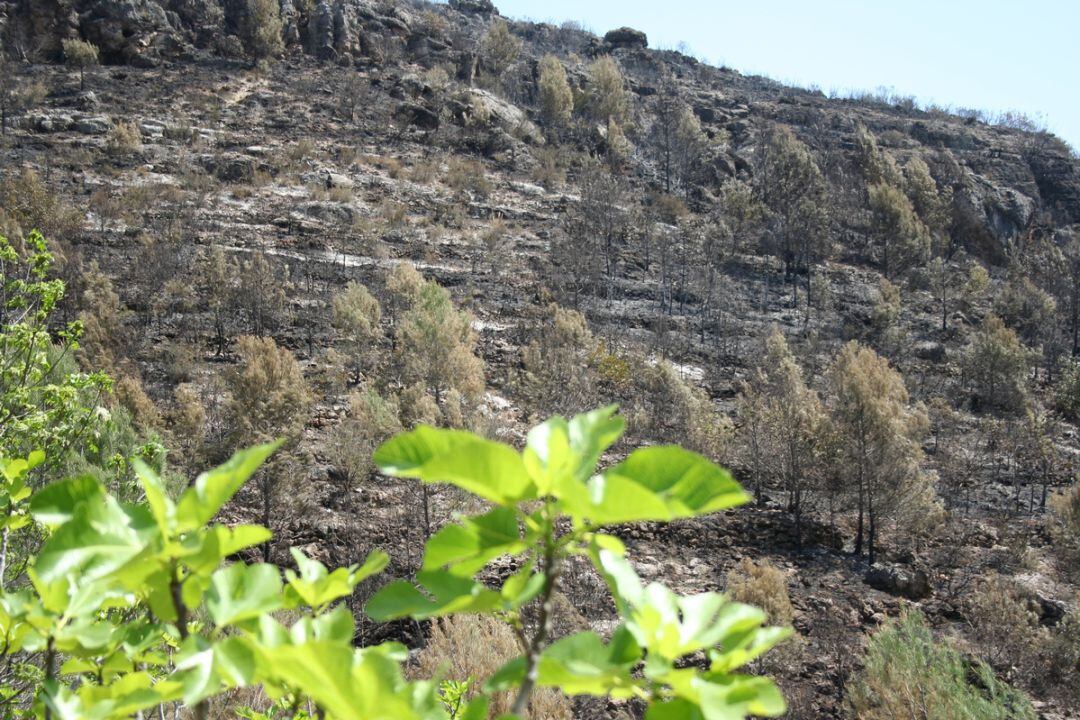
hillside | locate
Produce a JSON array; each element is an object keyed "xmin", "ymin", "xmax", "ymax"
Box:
[{"xmin": 1, "ymin": 1, "xmax": 1079, "ymax": 718}]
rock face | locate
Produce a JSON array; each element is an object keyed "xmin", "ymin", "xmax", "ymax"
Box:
[{"xmin": 604, "ymin": 26, "xmax": 647, "ymax": 50}]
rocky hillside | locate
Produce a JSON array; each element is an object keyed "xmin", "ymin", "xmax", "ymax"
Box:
[{"xmin": 1, "ymin": 1, "xmax": 1079, "ymax": 718}]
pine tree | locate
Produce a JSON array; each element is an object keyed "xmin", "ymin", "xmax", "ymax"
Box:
[
  {"xmin": 828, "ymin": 341, "xmax": 937, "ymax": 564},
  {"xmin": 331, "ymin": 281, "xmax": 382, "ymax": 384},
  {"xmin": 737, "ymin": 328, "xmax": 827, "ymax": 549},
  {"xmin": 397, "ymin": 279, "xmax": 484, "ymax": 420}
]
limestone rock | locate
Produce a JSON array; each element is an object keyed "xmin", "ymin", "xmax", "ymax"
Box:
[
  {"xmin": 604, "ymin": 26, "xmax": 647, "ymax": 50},
  {"xmin": 864, "ymin": 563, "xmax": 933, "ymax": 600}
]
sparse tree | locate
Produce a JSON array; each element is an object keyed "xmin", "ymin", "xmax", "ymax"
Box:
[
  {"xmin": 480, "ymin": 17, "xmax": 522, "ymax": 80},
  {"xmin": 963, "ymin": 314, "xmax": 1030, "ymax": 413},
  {"xmin": 868, "ymin": 181, "xmax": 930, "ymax": 278},
  {"xmin": 226, "ymin": 336, "xmax": 313, "ymax": 561},
  {"xmin": 737, "ymin": 328, "xmax": 827, "ymax": 549},
  {"xmin": 829, "ymin": 341, "xmax": 937, "ymax": 564},
  {"xmin": 242, "ymin": 0, "xmax": 285, "ymax": 63},
  {"xmin": 520, "ymin": 303, "xmax": 597, "ymax": 416},
  {"xmin": 585, "ymin": 56, "xmax": 628, "ymax": 124},
  {"xmin": 62, "ymin": 39, "xmax": 99, "ymax": 91},
  {"xmin": 236, "ymin": 250, "xmax": 288, "ymax": 335},
  {"xmin": 331, "ymin": 281, "xmax": 382, "ymax": 384},
  {"xmin": 397, "ymin": 278, "xmax": 484, "ymax": 418},
  {"xmin": 755, "ymin": 124, "xmax": 829, "ymax": 305},
  {"xmin": 537, "ymin": 54, "xmax": 573, "ymax": 127},
  {"xmin": 202, "ymin": 246, "xmax": 238, "ymax": 356},
  {"xmin": 903, "ymin": 156, "xmax": 952, "ymax": 252}
]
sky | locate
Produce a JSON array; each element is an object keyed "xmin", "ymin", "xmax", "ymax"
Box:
[{"xmin": 487, "ymin": 0, "xmax": 1079, "ymax": 151}]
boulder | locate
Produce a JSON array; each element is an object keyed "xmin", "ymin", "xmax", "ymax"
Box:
[
  {"xmin": 604, "ymin": 26, "xmax": 647, "ymax": 50},
  {"xmin": 456, "ymin": 88, "xmax": 542, "ymax": 143},
  {"xmin": 448, "ymin": 0, "xmax": 497, "ymax": 14},
  {"xmin": 393, "ymin": 102, "xmax": 440, "ymax": 131},
  {"xmin": 74, "ymin": 114, "xmax": 112, "ymax": 135},
  {"xmin": 914, "ymin": 340, "xmax": 946, "ymax": 362},
  {"xmin": 864, "ymin": 563, "xmax": 933, "ymax": 600}
]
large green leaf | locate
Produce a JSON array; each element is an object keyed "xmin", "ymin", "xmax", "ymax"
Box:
[
  {"xmin": 29, "ymin": 476, "xmax": 104, "ymax": 527},
  {"xmin": 522, "ymin": 406, "xmax": 624, "ymax": 498},
  {"xmin": 205, "ymin": 563, "xmax": 284, "ymax": 627},
  {"xmin": 365, "ymin": 570, "xmax": 502, "ymax": 621},
  {"xmin": 176, "ymin": 442, "xmax": 281, "ymax": 531},
  {"xmin": 264, "ymin": 641, "xmax": 431, "ymax": 720},
  {"xmin": 33, "ymin": 494, "xmax": 155, "ymax": 584},
  {"xmin": 488, "ymin": 628, "xmax": 641, "ymax": 698},
  {"xmin": 423, "ymin": 507, "xmax": 529, "ymax": 576},
  {"xmin": 374, "ymin": 426, "xmax": 535, "ymax": 505},
  {"xmin": 569, "ymin": 446, "xmax": 748, "ymax": 525}
]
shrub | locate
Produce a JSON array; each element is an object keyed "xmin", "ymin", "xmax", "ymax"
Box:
[
  {"xmin": 964, "ymin": 574, "xmax": 1043, "ymax": 674},
  {"xmin": 242, "ymin": 0, "xmax": 284, "ymax": 62},
  {"xmin": 584, "ymin": 56, "xmax": 628, "ymax": 123},
  {"xmin": 480, "ymin": 17, "xmax": 522, "ymax": 79},
  {"xmin": 328, "ymin": 389, "xmax": 402, "ymax": 483},
  {"xmin": 538, "ymin": 55, "xmax": 573, "ymax": 127},
  {"xmin": 105, "ymin": 119, "xmax": 142, "ymax": 156},
  {"xmin": 726, "ymin": 558, "xmax": 794, "ymax": 626},
  {"xmin": 847, "ymin": 611, "xmax": 1035, "ymax": 719}
]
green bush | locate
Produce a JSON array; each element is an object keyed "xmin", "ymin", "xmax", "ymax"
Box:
[
  {"xmin": 847, "ymin": 611, "xmax": 1035, "ymax": 720},
  {"xmin": 0, "ymin": 405, "xmax": 789, "ymax": 719}
]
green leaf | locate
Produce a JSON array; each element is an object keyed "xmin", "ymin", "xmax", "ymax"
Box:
[
  {"xmin": 33, "ymin": 494, "xmax": 155, "ymax": 584},
  {"xmin": 571, "ymin": 447, "xmax": 748, "ymax": 525},
  {"xmin": 365, "ymin": 571, "xmax": 502, "ymax": 621},
  {"xmin": 374, "ymin": 426, "xmax": 535, "ymax": 505},
  {"xmin": 523, "ymin": 406, "xmax": 624, "ymax": 499},
  {"xmin": 29, "ymin": 477, "xmax": 103, "ymax": 527},
  {"xmin": 205, "ymin": 563, "xmax": 284, "ymax": 627},
  {"xmin": 286, "ymin": 548, "xmax": 387, "ymax": 609},
  {"xmin": 176, "ymin": 442, "xmax": 281, "ymax": 531},
  {"xmin": 423, "ymin": 507, "xmax": 529, "ymax": 576},
  {"xmin": 536, "ymin": 629, "xmax": 641, "ymax": 697},
  {"xmin": 264, "ymin": 642, "xmax": 431, "ymax": 720},
  {"xmin": 134, "ymin": 459, "xmax": 174, "ymax": 533}
]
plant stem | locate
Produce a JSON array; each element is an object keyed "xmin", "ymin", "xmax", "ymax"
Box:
[
  {"xmin": 170, "ymin": 568, "xmax": 208, "ymax": 720},
  {"xmin": 510, "ymin": 512, "xmax": 562, "ymax": 718}
]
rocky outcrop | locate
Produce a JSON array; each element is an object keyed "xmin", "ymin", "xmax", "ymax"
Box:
[
  {"xmin": 448, "ymin": 0, "xmax": 496, "ymax": 15},
  {"xmin": 604, "ymin": 26, "xmax": 647, "ymax": 50}
]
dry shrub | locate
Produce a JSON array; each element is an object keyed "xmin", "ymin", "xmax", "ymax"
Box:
[
  {"xmin": 725, "ymin": 558, "xmax": 794, "ymax": 626},
  {"xmin": 445, "ymin": 157, "xmax": 491, "ymax": 198},
  {"xmin": 964, "ymin": 574, "xmax": 1043, "ymax": 677},
  {"xmin": 530, "ymin": 146, "xmax": 566, "ymax": 189},
  {"xmin": 410, "ymin": 159, "xmax": 440, "ymax": 184},
  {"xmin": 1049, "ymin": 483, "xmax": 1080, "ymax": 581},
  {"xmin": 106, "ymin": 120, "xmax": 142, "ymax": 156},
  {"xmin": 415, "ymin": 614, "xmax": 571, "ymax": 719},
  {"xmin": 114, "ymin": 374, "xmax": 161, "ymax": 429},
  {"xmin": 0, "ymin": 167, "xmax": 83, "ymax": 241}
]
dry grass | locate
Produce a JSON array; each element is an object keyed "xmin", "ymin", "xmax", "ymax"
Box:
[{"xmin": 415, "ymin": 614, "xmax": 572, "ymax": 719}]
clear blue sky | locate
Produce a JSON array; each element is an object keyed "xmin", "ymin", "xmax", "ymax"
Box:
[{"xmin": 488, "ymin": 0, "xmax": 1079, "ymax": 151}]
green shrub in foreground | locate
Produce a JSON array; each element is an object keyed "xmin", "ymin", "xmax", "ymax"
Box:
[
  {"xmin": 0, "ymin": 405, "xmax": 789, "ymax": 719},
  {"xmin": 847, "ymin": 610, "xmax": 1035, "ymax": 720}
]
